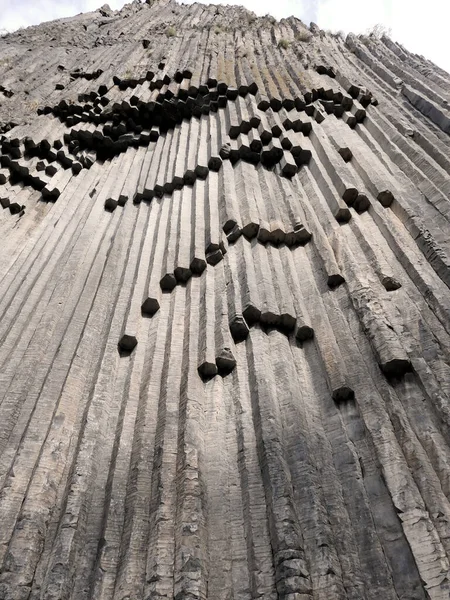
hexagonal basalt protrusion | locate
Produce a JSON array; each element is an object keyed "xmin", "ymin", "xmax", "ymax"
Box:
[
  {"xmin": 354, "ymin": 194, "xmax": 370, "ymax": 213},
  {"xmin": 225, "ymin": 223, "xmax": 242, "ymax": 243},
  {"xmin": 377, "ymin": 190, "xmax": 394, "ymax": 207},
  {"xmin": 118, "ymin": 334, "xmax": 137, "ymax": 353},
  {"xmin": 195, "ymin": 164, "xmax": 209, "ymax": 180},
  {"xmin": 241, "ymin": 221, "xmax": 259, "ymax": 240},
  {"xmin": 256, "ymin": 93, "xmax": 270, "ymax": 112},
  {"xmin": 141, "ymin": 296, "xmax": 160, "ymax": 317},
  {"xmin": 104, "ymin": 198, "xmax": 118, "ymax": 212},
  {"xmin": 216, "ymin": 348, "xmax": 237, "ymax": 377},
  {"xmin": 219, "ymin": 144, "xmax": 232, "ymax": 160},
  {"xmin": 206, "ymin": 249, "xmax": 223, "ymax": 266},
  {"xmin": 208, "ymin": 156, "xmax": 222, "ymax": 172},
  {"xmin": 160, "ymin": 273, "xmax": 177, "ymax": 292},
  {"xmin": 190, "ymin": 256, "xmax": 207, "ymax": 276},
  {"xmin": 327, "ymin": 273, "xmax": 345, "ymax": 288},
  {"xmin": 280, "ymin": 155, "xmax": 299, "ymax": 178},
  {"xmin": 380, "ymin": 358, "xmax": 412, "ymax": 379},
  {"xmin": 291, "ymin": 222, "xmax": 312, "ymax": 246},
  {"xmin": 174, "ymin": 266, "xmax": 192, "ymax": 284},
  {"xmin": 198, "ymin": 361, "xmax": 218, "ymax": 381},
  {"xmin": 343, "ymin": 112, "xmax": 357, "ymax": 128},
  {"xmin": 282, "ymin": 98, "xmax": 295, "ymax": 111},
  {"xmin": 279, "ymin": 313, "xmax": 296, "ymax": 334},
  {"xmin": 338, "ymin": 147, "xmax": 353, "ymax": 162},
  {"xmin": 248, "ymin": 130, "xmax": 263, "ymax": 153},
  {"xmin": 257, "ymin": 122, "xmax": 272, "ymax": 145},
  {"xmin": 261, "ymin": 140, "xmax": 283, "ymax": 167},
  {"xmin": 295, "ymin": 325, "xmax": 314, "ymax": 343},
  {"xmin": 342, "ymin": 187, "xmax": 359, "ymax": 205},
  {"xmin": 332, "ymin": 386, "xmax": 355, "ymax": 403},
  {"xmin": 270, "ymin": 97, "xmax": 282, "ymax": 112},
  {"xmin": 381, "ymin": 275, "xmax": 402, "ymax": 291},
  {"xmin": 9, "ymin": 202, "xmax": 24, "ymax": 215},
  {"xmin": 183, "ymin": 169, "xmax": 197, "ymax": 186},
  {"xmin": 229, "ymin": 315, "xmax": 250, "ymax": 342}
]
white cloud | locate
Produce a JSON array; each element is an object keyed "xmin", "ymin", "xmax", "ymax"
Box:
[
  {"xmin": 179, "ymin": 0, "xmax": 450, "ymax": 71},
  {"xmin": 391, "ymin": 0, "xmax": 450, "ymax": 71},
  {"xmin": 316, "ymin": 0, "xmax": 391, "ymax": 36},
  {"xmin": 0, "ymin": 0, "xmax": 448, "ymax": 72},
  {"xmin": 0, "ymin": 1, "xmax": 127, "ymax": 32},
  {"xmin": 315, "ymin": 0, "xmax": 449, "ymax": 72}
]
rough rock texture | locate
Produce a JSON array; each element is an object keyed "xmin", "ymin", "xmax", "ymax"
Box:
[{"xmin": 0, "ymin": 1, "xmax": 450, "ymax": 599}]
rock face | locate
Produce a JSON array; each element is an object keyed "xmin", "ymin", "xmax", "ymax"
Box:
[{"xmin": 0, "ymin": 1, "xmax": 450, "ymax": 599}]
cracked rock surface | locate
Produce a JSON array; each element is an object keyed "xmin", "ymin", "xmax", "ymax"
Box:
[{"xmin": 0, "ymin": 1, "xmax": 450, "ymax": 599}]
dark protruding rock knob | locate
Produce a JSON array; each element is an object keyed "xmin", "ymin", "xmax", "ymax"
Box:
[
  {"xmin": 198, "ymin": 361, "xmax": 218, "ymax": 381},
  {"xmin": 118, "ymin": 334, "xmax": 137, "ymax": 353},
  {"xmin": 141, "ymin": 297, "xmax": 160, "ymax": 317},
  {"xmin": 229, "ymin": 315, "xmax": 250, "ymax": 343},
  {"xmin": 216, "ymin": 348, "xmax": 237, "ymax": 377},
  {"xmin": 295, "ymin": 325, "xmax": 315, "ymax": 343}
]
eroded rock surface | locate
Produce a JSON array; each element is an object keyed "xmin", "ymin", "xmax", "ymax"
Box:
[{"xmin": 0, "ymin": 1, "xmax": 449, "ymax": 599}]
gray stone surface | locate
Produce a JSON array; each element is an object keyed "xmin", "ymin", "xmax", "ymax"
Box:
[{"xmin": 0, "ymin": 1, "xmax": 449, "ymax": 599}]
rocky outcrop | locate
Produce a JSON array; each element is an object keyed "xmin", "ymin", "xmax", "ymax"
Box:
[{"xmin": 0, "ymin": 1, "xmax": 449, "ymax": 599}]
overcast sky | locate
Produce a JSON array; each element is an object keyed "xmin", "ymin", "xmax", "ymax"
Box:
[{"xmin": 1, "ymin": 0, "xmax": 449, "ymax": 72}]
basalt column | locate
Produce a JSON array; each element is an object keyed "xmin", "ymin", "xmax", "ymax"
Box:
[{"xmin": 0, "ymin": 1, "xmax": 449, "ymax": 599}]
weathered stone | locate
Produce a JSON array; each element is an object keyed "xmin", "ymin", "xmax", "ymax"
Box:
[
  {"xmin": 0, "ymin": 5, "xmax": 448, "ymax": 600},
  {"xmin": 104, "ymin": 197, "xmax": 117, "ymax": 212},
  {"xmin": 118, "ymin": 333, "xmax": 137, "ymax": 352},
  {"xmin": 215, "ymin": 348, "xmax": 236, "ymax": 376}
]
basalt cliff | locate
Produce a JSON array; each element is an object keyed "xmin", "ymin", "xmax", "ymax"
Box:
[{"xmin": 0, "ymin": 1, "xmax": 450, "ymax": 599}]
